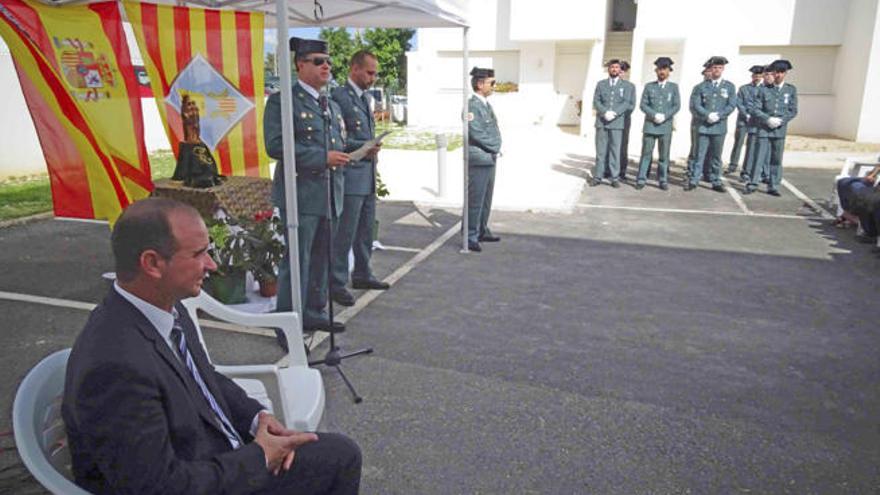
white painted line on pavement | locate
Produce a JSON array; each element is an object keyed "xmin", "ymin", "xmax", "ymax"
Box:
[
  {"xmin": 378, "ymin": 245, "xmax": 422, "ymax": 253},
  {"xmin": 780, "ymin": 178, "xmax": 835, "ymax": 220},
  {"xmin": 575, "ymin": 203, "xmax": 813, "ymax": 220},
  {"xmin": 0, "ymin": 290, "xmax": 272, "ymax": 336},
  {"xmin": 0, "ymin": 290, "xmax": 95, "ymax": 311},
  {"xmin": 290, "ymin": 221, "xmax": 462, "ymax": 361},
  {"xmin": 720, "ymin": 177, "xmax": 751, "ymax": 214}
]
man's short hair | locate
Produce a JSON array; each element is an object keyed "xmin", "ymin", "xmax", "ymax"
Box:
[
  {"xmin": 350, "ymin": 50, "xmax": 376, "ymax": 68},
  {"xmin": 111, "ymin": 198, "xmax": 200, "ymax": 282}
]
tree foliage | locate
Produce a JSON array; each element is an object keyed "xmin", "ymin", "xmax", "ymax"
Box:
[{"xmin": 318, "ymin": 28, "xmax": 415, "ymax": 93}]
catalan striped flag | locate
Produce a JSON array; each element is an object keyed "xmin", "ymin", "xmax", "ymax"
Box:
[
  {"xmin": 0, "ymin": 0, "xmax": 152, "ymax": 222},
  {"xmin": 125, "ymin": 2, "xmax": 269, "ymax": 178}
]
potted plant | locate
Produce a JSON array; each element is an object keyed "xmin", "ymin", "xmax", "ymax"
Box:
[
  {"xmin": 204, "ymin": 209, "xmax": 285, "ymax": 303},
  {"xmin": 240, "ymin": 209, "xmax": 285, "ymax": 297},
  {"xmin": 205, "ymin": 219, "xmax": 250, "ymax": 304}
]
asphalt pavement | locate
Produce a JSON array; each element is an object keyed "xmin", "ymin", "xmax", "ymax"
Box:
[{"xmin": 1, "ymin": 165, "xmax": 878, "ymax": 494}]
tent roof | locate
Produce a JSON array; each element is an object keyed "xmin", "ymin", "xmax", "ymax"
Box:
[{"xmin": 47, "ymin": 0, "xmax": 469, "ymax": 28}]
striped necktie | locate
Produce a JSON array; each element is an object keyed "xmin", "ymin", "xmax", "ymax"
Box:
[{"xmin": 171, "ymin": 314, "xmax": 243, "ymax": 449}]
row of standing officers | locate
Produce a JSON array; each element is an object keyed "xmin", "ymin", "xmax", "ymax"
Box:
[{"xmin": 590, "ymin": 56, "xmax": 798, "ymax": 196}]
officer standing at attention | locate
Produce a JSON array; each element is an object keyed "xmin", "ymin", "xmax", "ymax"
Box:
[
  {"xmin": 635, "ymin": 57, "xmax": 680, "ymax": 190},
  {"xmin": 727, "ymin": 65, "xmax": 765, "ymax": 176},
  {"xmin": 466, "ymin": 67, "xmax": 502, "ymax": 253},
  {"xmin": 744, "ymin": 59, "xmax": 798, "ymax": 196},
  {"xmin": 748, "ymin": 66, "xmax": 777, "ymax": 185},
  {"xmin": 617, "ymin": 61, "xmax": 637, "ymax": 182},
  {"xmin": 686, "ymin": 65, "xmax": 712, "ymax": 184},
  {"xmin": 685, "ymin": 56, "xmax": 737, "ymax": 192},
  {"xmin": 590, "ymin": 59, "xmax": 635, "ymax": 188},
  {"xmin": 329, "ymin": 50, "xmax": 390, "ymax": 307},
  {"xmin": 264, "ymin": 37, "xmax": 349, "ymax": 345}
]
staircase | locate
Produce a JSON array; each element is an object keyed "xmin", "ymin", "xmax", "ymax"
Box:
[{"xmin": 603, "ymin": 31, "xmax": 633, "ymax": 64}]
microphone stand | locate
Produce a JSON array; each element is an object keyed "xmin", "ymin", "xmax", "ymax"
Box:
[{"xmin": 308, "ymin": 92, "xmax": 373, "ymax": 403}]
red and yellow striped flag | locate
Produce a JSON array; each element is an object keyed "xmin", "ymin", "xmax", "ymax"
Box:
[
  {"xmin": 0, "ymin": 0, "xmax": 152, "ymax": 222},
  {"xmin": 125, "ymin": 2, "xmax": 269, "ymax": 178}
]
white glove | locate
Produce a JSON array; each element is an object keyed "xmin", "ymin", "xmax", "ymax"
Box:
[
  {"xmin": 653, "ymin": 113, "xmax": 665, "ymax": 124},
  {"xmin": 767, "ymin": 117, "xmax": 783, "ymax": 129},
  {"xmin": 707, "ymin": 112, "xmax": 720, "ymax": 124},
  {"xmin": 604, "ymin": 111, "xmax": 617, "ymax": 122}
]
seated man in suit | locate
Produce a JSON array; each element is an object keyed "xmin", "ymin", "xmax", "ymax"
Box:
[{"xmin": 62, "ymin": 197, "xmax": 361, "ymax": 494}]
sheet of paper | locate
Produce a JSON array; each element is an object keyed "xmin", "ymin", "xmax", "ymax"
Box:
[{"xmin": 349, "ymin": 130, "xmax": 392, "ymax": 161}]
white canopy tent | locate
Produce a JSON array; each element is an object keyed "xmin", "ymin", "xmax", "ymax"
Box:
[
  {"xmin": 263, "ymin": 0, "xmax": 472, "ymax": 324},
  {"xmin": 42, "ymin": 0, "xmax": 472, "ymax": 324}
]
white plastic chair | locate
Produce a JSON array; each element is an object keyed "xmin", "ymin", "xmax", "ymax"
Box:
[
  {"xmin": 180, "ymin": 290, "xmax": 324, "ymax": 431},
  {"xmin": 12, "ymin": 348, "xmax": 91, "ymax": 494}
]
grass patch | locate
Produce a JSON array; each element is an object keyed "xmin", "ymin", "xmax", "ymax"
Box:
[
  {"xmin": 376, "ymin": 122, "xmax": 463, "ymax": 151},
  {"xmin": 0, "ymin": 176, "xmax": 52, "ymax": 221},
  {"xmin": 0, "ymin": 150, "xmax": 179, "ymax": 222}
]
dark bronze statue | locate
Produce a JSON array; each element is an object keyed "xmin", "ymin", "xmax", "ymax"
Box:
[{"xmin": 171, "ymin": 94, "xmax": 225, "ymax": 188}]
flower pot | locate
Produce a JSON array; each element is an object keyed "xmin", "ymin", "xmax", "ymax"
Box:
[
  {"xmin": 205, "ymin": 271, "xmax": 247, "ymax": 304},
  {"xmin": 258, "ymin": 278, "xmax": 278, "ymax": 298}
]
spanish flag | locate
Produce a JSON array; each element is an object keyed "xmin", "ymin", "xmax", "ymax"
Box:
[
  {"xmin": 125, "ymin": 2, "xmax": 269, "ymax": 178},
  {"xmin": 0, "ymin": 0, "xmax": 152, "ymax": 222}
]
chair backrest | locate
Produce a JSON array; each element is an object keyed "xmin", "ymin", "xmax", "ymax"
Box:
[
  {"xmin": 181, "ymin": 290, "xmax": 309, "ymax": 367},
  {"xmin": 12, "ymin": 348, "xmax": 91, "ymax": 495}
]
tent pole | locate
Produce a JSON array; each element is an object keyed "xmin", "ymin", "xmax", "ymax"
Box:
[
  {"xmin": 460, "ymin": 26, "xmax": 469, "ymax": 253},
  {"xmin": 275, "ymin": 0, "xmax": 304, "ymax": 332}
]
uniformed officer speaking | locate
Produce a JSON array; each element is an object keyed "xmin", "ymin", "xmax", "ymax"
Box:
[
  {"xmin": 635, "ymin": 57, "xmax": 680, "ymax": 190},
  {"xmin": 686, "ymin": 56, "xmax": 737, "ymax": 192},
  {"xmin": 264, "ymin": 37, "xmax": 350, "ymax": 343},
  {"xmin": 744, "ymin": 59, "xmax": 798, "ymax": 196},
  {"xmin": 466, "ymin": 67, "xmax": 502, "ymax": 252},
  {"xmin": 591, "ymin": 59, "xmax": 636, "ymax": 188},
  {"xmin": 329, "ymin": 50, "xmax": 390, "ymax": 307}
]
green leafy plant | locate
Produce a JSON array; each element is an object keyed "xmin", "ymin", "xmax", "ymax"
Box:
[{"xmin": 208, "ymin": 209, "xmax": 285, "ymax": 283}]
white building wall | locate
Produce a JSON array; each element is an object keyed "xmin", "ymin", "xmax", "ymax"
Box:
[{"xmin": 410, "ymin": 0, "xmax": 880, "ymax": 158}]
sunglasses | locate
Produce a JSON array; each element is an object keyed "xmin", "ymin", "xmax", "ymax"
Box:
[{"xmin": 303, "ymin": 56, "xmax": 331, "ymax": 67}]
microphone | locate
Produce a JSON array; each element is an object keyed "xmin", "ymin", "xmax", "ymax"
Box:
[{"xmin": 319, "ymin": 89, "xmax": 330, "ymax": 120}]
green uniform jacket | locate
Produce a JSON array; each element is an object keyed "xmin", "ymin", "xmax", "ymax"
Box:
[
  {"xmin": 735, "ymin": 82, "xmax": 761, "ymax": 130},
  {"xmin": 264, "ymin": 82, "xmax": 346, "ymax": 217},
  {"xmin": 331, "ymin": 82, "xmax": 375, "ymax": 196},
  {"xmin": 468, "ymin": 95, "xmax": 502, "ymax": 167},
  {"xmin": 751, "ymin": 82, "xmax": 798, "ymax": 138},
  {"xmin": 689, "ymin": 79, "xmax": 737, "ymax": 135},
  {"xmin": 639, "ymin": 81, "xmax": 680, "ymax": 135},
  {"xmin": 593, "ymin": 78, "xmax": 636, "ymax": 130}
]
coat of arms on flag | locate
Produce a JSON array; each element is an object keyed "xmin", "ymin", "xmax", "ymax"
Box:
[{"xmin": 165, "ymin": 54, "xmax": 255, "ymax": 152}]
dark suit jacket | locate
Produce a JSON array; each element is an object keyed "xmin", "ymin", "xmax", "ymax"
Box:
[
  {"xmin": 264, "ymin": 81, "xmax": 346, "ymax": 217},
  {"xmin": 62, "ymin": 289, "xmax": 270, "ymax": 494},
  {"xmin": 332, "ymin": 83, "xmax": 376, "ymax": 196}
]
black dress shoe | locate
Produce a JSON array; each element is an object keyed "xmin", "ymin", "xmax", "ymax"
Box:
[
  {"xmin": 589, "ymin": 178, "xmax": 602, "ymax": 187},
  {"xmin": 742, "ymin": 187, "xmax": 755, "ymax": 195},
  {"xmin": 659, "ymin": 183, "xmax": 669, "ymax": 191},
  {"xmin": 611, "ymin": 180, "xmax": 621, "ymax": 189},
  {"xmin": 303, "ymin": 317, "xmax": 346, "ymax": 333},
  {"xmin": 683, "ymin": 183, "xmax": 696, "ymax": 191},
  {"xmin": 479, "ymin": 234, "xmax": 501, "ymax": 242},
  {"xmin": 351, "ymin": 279, "xmax": 390, "ymax": 290},
  {"xmin": 767, "ymin": 189, "xmax": 781, "ymax": 197},
  {"xmin": 331, "ymin": 288, "xmax": 355, "ymax": 306},
  {"xmin": 467, "ymin": 242, "xmax": 482, "ymax": 252},
  {"xmin": 635, "ymin": 183, "xmax": 645, "ymax": 190},
  {"xmin": 712, "ymin": 184, "xmax": 726, "ymax": 193}
]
